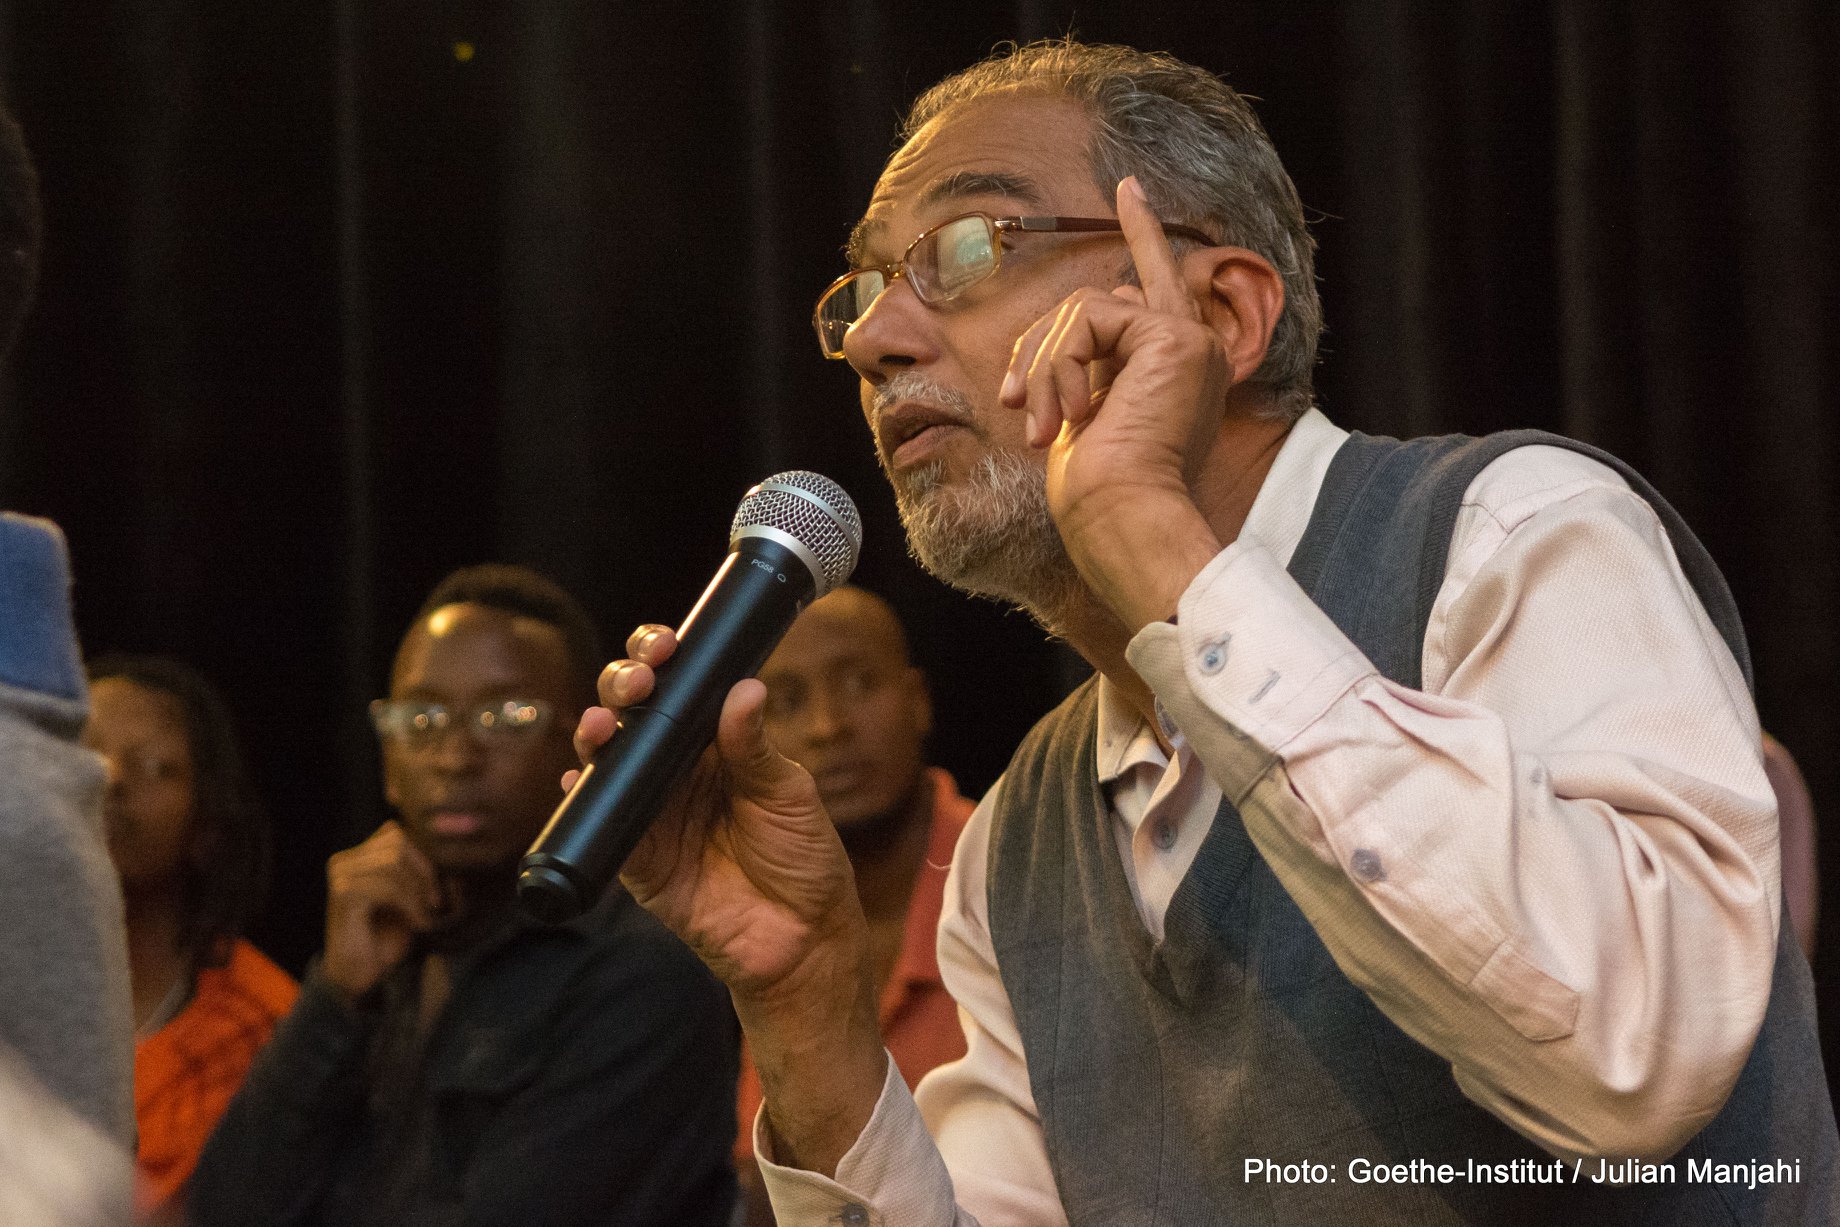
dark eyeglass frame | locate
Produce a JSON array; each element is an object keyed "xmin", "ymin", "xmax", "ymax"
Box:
[
  {"xmin": 812, "ymin": 212, "xmax": 1221, "ymax": 359},
  {"xmin": 367, "ymin": 698, "xmax": 555, "ymax": 749}
]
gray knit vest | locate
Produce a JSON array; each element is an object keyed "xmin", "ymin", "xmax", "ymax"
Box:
[{"xmin": 987, "ymin": 431, "xmax": 1839, "ymax": 1225}]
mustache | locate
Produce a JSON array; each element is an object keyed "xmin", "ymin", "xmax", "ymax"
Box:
[{"xmin": 872, "ymin": 372, "xmax": 977, "ymax": 422}]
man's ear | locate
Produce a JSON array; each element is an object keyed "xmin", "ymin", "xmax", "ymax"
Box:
[{"xmin": 1189, "ymin": 246, "xmax": 1285, "ymax": 388}]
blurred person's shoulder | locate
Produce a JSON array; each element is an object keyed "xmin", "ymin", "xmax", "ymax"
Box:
[
  {"xmin": 0, "ymin": 1040, "xmax": 132, "ymax": 1227},
  {"xmin": 181, "ymin": 940, "xmax": 301, "ymax": 1049}
]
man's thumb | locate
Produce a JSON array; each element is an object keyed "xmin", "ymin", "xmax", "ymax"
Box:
[{"xmin": 715, "ymin": 679, "xmax": 808, "ymax": 800}]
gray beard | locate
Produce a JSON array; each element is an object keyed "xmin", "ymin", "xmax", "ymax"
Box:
[{"xmin": 872, "ymin": 375, "xmax": 1084, "ymax": 630}]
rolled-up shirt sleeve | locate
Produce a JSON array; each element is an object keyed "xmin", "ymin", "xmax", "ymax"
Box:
[{"xmin": 1127, "ymin": 456, "xmax": 1778, "ymax": 1164}]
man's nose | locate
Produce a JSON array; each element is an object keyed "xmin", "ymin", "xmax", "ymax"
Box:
[
  {"xmin": 802, "ymin": 690, "xmax": 849, "ymax": 743},
  {"xmin": 841, "ymin": 276, "xmax": 936, "ymax": 382},
  {"xmin": 425, "ymin": 726, "xmax": 486, "ymax": 771}
]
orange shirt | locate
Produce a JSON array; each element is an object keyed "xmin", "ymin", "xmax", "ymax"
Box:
[
  {"xmin": 735, "ymin": 767, "xmax": 974, "ymax": 1163},
  {"xmin": 134, "ymin": 938, "xmax": 299, "ymax": 1218}
]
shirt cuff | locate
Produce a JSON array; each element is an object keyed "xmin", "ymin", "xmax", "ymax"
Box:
[
  {"xmin": 756, "ymin": 1052, "xmax": 956, "ymax": 1226},
  {"xmin": 1127, "ymin": 541, "xmax": 1373, "ymax": 795}
]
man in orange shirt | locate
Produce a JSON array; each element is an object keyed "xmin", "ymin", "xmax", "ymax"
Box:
[{"xmin": 734, "ymin": 587, "xmax": 972, "ymax": 1224}]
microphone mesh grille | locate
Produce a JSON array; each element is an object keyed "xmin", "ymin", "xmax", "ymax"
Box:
[{"xmin": 730, "ymin": 471, "xmax": 862, "ymax": 596}]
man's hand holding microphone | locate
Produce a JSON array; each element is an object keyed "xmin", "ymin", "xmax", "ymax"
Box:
[{"xmin": 526, "ymin": 472, "xmax": 889, "ymax": 1177}]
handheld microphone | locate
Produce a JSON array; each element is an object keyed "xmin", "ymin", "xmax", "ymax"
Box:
[{"xmin": 516, "ymin": 472, "xmax": 862, "ymax": 923}]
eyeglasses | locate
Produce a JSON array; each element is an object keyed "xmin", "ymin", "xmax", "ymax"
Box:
[
  {"xmin": 368, "ymin": 699, "xmax": 554, "ymax": 749},
  {"xmin": 812, "ymin": 212, "xmax": 1220, "ymax": 359}
]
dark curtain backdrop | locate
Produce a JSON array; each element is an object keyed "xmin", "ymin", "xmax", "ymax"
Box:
[{"xmin": 2, "ymin": 1, "xmax": 1837, "ymax": 1087}]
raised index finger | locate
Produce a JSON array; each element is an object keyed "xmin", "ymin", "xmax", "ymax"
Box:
[{"xmin": 1116, "ymin": 176, "xmax": 1196, "ymax": 320}]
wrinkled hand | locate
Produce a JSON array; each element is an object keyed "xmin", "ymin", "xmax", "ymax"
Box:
[
  {"xmin": 322, "ymin": 822, "xmax": 442, "ymax": 1004},
  {"xmin": 1001, "ymin": 175, "xmax": 1237, "ymax": 627},
  {"xmin": 569, "ymin": 624, "xmax": 869, "ymax": 1003},
  {"xmin": 575, "ymin": 630, "xmax": 886, "ymax": 1176}
]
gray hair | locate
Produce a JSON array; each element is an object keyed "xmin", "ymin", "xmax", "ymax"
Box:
[{"xmin": 903, "ymin": 40, "xmax": 1322, "ymax": 423}]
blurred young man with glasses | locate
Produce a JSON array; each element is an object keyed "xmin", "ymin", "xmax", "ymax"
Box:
[
  {"xmin": 191, "ymin": 564, "xmax": 738, "ymax": 1227},
  {"xmin": 585, "ymin": 38, "xmax": 1835, "ymax": 1227}
]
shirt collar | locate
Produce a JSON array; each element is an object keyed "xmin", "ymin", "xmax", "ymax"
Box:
[
  {"xmin": 1096, "ymin": 684, "xmax": 1167, "ymax": 784},
  {"xmin": 1236, "ymin": 406, "xmax": 1349, "ymax": 565},
  {"xmin": 1093, "ymin": 407, "xmax": 1347, "ymax": 779}
]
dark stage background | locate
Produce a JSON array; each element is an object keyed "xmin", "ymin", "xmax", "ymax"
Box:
[{"xmin": 3, "ymin": 2, "xmax": 1838, "ymax": 1088}]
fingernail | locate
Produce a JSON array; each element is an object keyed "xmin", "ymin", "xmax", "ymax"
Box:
[
  {"xmin": 1000, "ymin": 369, "xmax": 1021, "ymax": 403},
  {"xmin": 635, "ymin": 628, "xmax": 663, "ymax": 655},
  {"xmin": 1122, "ymin": 176, "xmax": 1147, "ymax": 202}
]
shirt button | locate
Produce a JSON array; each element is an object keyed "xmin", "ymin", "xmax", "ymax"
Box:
[
  {"xmin": 1152, "ymin": 820, "xmax": 1178, "ymax": 850},
  {"xmin": 1198, "ymin": 634, "xmax": 1231, "ymax": 675},
  {"xmin": 1350, "ymin": 848, "xmax": 1385, "ymax": 883},
  {"xmin": 839, "ymin": 1206, "xmax": 870, "ymax": 1226}
]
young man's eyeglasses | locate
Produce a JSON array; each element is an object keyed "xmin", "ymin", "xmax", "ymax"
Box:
[
  {"xmin": 368, "ymin": 699, "xmax": 554, "ymax": 749},
  {"xmin": 811, "ymin": 212, "xmax": 1220, "ymax": 359}
]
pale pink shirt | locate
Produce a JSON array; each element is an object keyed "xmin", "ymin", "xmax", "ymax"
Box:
[{"xmin": 758, "ymin": 408, "xmax": 1780, "ymax": 1226}]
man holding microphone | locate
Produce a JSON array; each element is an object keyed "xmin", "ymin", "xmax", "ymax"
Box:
[{"xmin": 575, "ymin": 39, "xmax": 1835, "ymax": 1225}]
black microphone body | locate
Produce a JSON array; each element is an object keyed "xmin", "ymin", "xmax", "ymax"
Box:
[{"xmin": 518, "ymin": 473, "xmax": 860, "ymax": 923}]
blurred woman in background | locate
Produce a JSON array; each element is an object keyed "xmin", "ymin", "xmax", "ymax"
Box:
[{"xmin": 82, "ymin": 655, "xmax": 296, "ymax": 1223}]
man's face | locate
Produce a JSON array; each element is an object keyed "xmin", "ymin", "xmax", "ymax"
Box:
[
  {"xmin": 759, "ymin": 590, "xmax": 931, "ymax": 829},
  {"xmin": 381, "ymin": 603, "xmax": 580, "ymax": 878},
  {"xmin": 840, "ymin": 93, "xmax": 1125, "ymax": 602}
]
